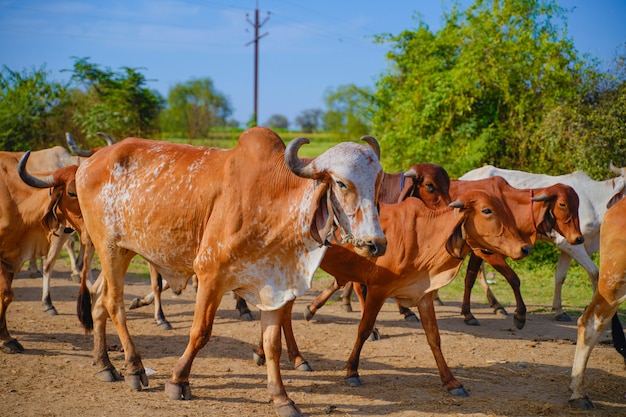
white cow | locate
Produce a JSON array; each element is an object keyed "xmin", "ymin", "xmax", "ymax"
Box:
[{"xmin": 460, "ymin": 165, "xmax": 626, "ymax": 321}]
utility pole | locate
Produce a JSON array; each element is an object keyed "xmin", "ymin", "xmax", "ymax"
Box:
[{"xmin": 246, "ymin": 1, "xmax": 270, "ymax": 126}]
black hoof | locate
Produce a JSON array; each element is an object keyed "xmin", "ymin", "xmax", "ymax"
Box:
[
  {"xmin": 295, "ymin": 361, "xmax": 313, "ymax": 372},
  {"xmin": 129, "ymin": 298, "xmax": 141, "ymax": 310},
  {"xmin": 569, "ymin": 396, "xmax": 595, "ymax": 410},
  {"xmin": 555, "ymin": 312, "xmax": 572, "ymax": 322},
  {"xmin": 125, "ymin": 370, "xmax": 149, "ymax": 390},
  {"xmin": 274, "ymin": 400, "xmax": 302, "ymax": 417},
  {"xmin": 449, "ymin": 385, "xmax": 470, "ymax": 397},
  {"xmin": 367, "ymin": 328, "xmax": 381, "ymax": 341},
  {"xmin": 513, "ymin": 315, "xmax": 526, "ymax": 330},
  {"xmin": 464, "ymin": 317, "xmax": 480, "ymax": 326},
  {"xmin": 341, "ymin": 303, "xmax": 353, "ymax": 313},
  {"xmin": 44, "ymin": 305, "xmax": 58, "ymax": 316},
  {"xmin": 165, "ymin": 380, "xmax": 191, "ymax": 400},
  {"xmin": 404, "ymin": 312, "xmax": 420, "ymax": 322},
  {"xmin": 253, "ymin": 351, "xmax": 266, "ymax": 366},
  {"xmin": 303, "ymin": 306, "xmax": 315, "ymax": 321},
  {"xmin": 1, "ymin": 338, "xmax": 25, "ymax": 354},
  {"xmin": 94, "ymin": 366, "xmax": 123, "ymax": 382},
  {"xmin": 157, "ymin": 320, "xmax": 173, "ymax": 331},
  {"xmin": 240, "ymin": 312, "xmax": 253, "ymax": 321},
  {"xmin": 494, "ymin": 307, "xmax": 508, "ymax": 317},
  {"xmin": 345, "ymin": 375, "xmax": 362, "ymax": 387}
]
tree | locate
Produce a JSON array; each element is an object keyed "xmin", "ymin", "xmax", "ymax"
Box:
[
  {"xmin": 66, "ymin": 57, "xmax": 164, "ymax": 143},
  {"xmin": 323, "ymin": 84, "xmax": 373, "ymax": 137},
  {"xmin": 160, "ymin": 77, "xmax": 232, "ymax": 140},
  {"xmin": 295, "ymin": 108, "xmax": 324, "ymax": 133},
  {"xmin": 265, "ymin": 114, "xmax": 289, "ymax": 130},
  {"xmin": 0, "ymin": 65, "xmax": 68, "ymax": 150},
  {"xmin": 372, "ymin": 0, "xmax": 599, "ymax": 177}
]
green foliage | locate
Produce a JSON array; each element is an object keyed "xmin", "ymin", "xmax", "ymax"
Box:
[
  {"xmin": 0, "ymin": 65, "xmax": 68, "ymax": 150},
  {"xmin": 66, "ymin": 57, "xmax": 164, "ymax": 144},
  {"xmin": 323, "ymin": 84, "xmax": 373, "ymax": 138},
  {"xmin": 265, "ymin": 114, "xmax": 289, "ymax": 130},
  {"xmin": 159, "ymin": 77, "xmax": 232, "ymax": 141},
  {"xmin": 295, "ymin": 108, "xmax": 324, "ymax": 133},
  {"xmin": 372, "ymin": 0, "xmax": 600, "ymax": 177}
]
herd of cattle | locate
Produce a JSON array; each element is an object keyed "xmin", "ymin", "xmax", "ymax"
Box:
[{"xmin": 1, "ymin": 126, "xmax": 625, "ymax": 416}]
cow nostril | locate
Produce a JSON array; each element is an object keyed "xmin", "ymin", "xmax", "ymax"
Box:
[
  {"xmin": 368, "ymin": 242, "xmax": 386, "ymax": 257},
  {"xmin": 522, "ymin": 246, "xmax": 531, "ymax": 257},
  {"xmin": 576, "ymin": 236, "xmax": 585, "ymax": 245}
]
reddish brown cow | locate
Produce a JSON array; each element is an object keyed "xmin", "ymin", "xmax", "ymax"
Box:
[
  {"xmin": 255, "ymin": 190, "xmax": 530, "ymax": 395},
  {"xmin": 447, "ymin": 177, "xmax": 584, "ymax": 329},
  {"xmin": 75, "ymin": 127, "xmax": 386, "ymax": 417},
  {"xmin": 569, "ymin": 195, "xmax": 626, "ymax": 409},
  {"xmin": 0, "ymin": 151, "xmax": 85, "ymax": 353}
]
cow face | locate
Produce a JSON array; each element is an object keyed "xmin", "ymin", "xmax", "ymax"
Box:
[
  {"xmin": 533, "ymin": 184, "xmax": 584, "ymax": 245},
  {"xmin": 400, "ymin": 163, "xmax": 452, "ymax": 208},
  {"xmin": 448, "ymin": 190, "xmax": 531, "ymax": 261},
  {"xmin": 286, "ymin": 138, "xmax": 387, "ymax": 258}
]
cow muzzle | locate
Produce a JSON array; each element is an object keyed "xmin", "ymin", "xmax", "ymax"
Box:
[{"xmin": 349, "ymin": 237, "xmax": 387, "ymax": 258}]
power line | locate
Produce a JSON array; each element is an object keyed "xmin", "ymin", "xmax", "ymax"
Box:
[{"xmin": 245, "ymin": 1, "xmax": 270, "ymax": 126}]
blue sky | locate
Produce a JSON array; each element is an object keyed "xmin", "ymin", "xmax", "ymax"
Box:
[{"xmin": 1, "ymin": 0, "xmax": 625, "ymax": 128}]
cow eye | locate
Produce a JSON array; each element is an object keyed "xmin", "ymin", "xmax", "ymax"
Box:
[
  {"xmin": 559, "ymin": 203, "xmax": 566, "ymax": 209},
  {"xmin": 336, "ymin": 181, "xmax": 347, "ymax": 189},
  {"xmin": 425, "ymin": 183, "xmax": 435, "ymax": 193},
  {"xmin": 482, "ymin": 208, "xmax": 492, "ymax": 214},
  {"xmin": 68, "ymin": 191, "xmax": 77, "ymax": 198}
]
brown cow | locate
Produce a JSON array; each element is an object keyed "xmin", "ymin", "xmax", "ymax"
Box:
[
  {"xmin": 0, "ymin": 151, "xmax": 85, "ymax": 353},
  {"xmin": 254, "ymin": 189, "xmax": 531, "ymax": 396},
  {"xmin": 74, "ymin": 127, "xmax": 386, "ymax": 417},
  {"xmin": 569, "ymin": 195, "xmax": 626, "ymax": 409},
  {"xmin": 447, "ymin": 177, "xmax": 584, "ymax": 329}
]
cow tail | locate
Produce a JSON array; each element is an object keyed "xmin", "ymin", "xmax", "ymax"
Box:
[
  {"xmin": 76, "ymin": 274, "xmax": 93, "ymax": 333},
  {"xmin": 611, "ymin": 313, "xmax": 626, "ymax": 364}
]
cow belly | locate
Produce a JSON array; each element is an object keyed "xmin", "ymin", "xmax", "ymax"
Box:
[{"xmin": 231, "ymin": 247, "xmax": 326, "ymax": 311}]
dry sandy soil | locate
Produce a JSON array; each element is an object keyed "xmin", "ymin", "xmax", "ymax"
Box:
[{"xmin": 2, "ymin": 266, "xmax": 625, "ymax": 417}]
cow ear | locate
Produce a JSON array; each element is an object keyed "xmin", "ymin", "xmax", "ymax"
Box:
[
  {"xmin": 41, "ymin": 188, "xmax": 62, "ymax": 232},
  {"xmin": 310, "ymin": 181, "xmax": 334, "ymax": 246},
  {"xmin": 607, "ymin": 181, "xmax": 625, "ymax": 209},
  {"xmin": 445, "ymin": 206, "xmax": 467, "ymax": 258}
]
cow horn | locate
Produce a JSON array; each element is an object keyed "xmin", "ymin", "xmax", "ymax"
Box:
[
  {"xmin": 360, "ymin": 136, "xmax": 381, "ymax": 160},
  {"xmin": 97, "ymin": 132, "xmax": 116, "ymax": 146},
  {"xmin": 404, "ymin": 168, "xmax": 417, "ymax": 178},
  {"xmin": 449, "ymin": 200, "xmax": 465, "ymax": 209},
  {"xmin": 610, "ymin": 162, "xmax": 626, "ymax": 176},
  {"xmin": 531, "ymin": 193, "xmax": 552, "ymax": 202},
  {"xmin": 285, "ymin": 137, "xmax": 315, "ymax": 178},
  {"xmin": 18, "ymin": 151, "xmax": 56, "ymax": 188},
  {"xmin": 66, "ymin": 132, "xmax": 94, "ymax": 157}
]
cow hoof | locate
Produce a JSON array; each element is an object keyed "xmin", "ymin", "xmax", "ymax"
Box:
[
  {"xmin": 434, "ymin": 297, "xmax": 444, "ymax": 306},
  {"xmin": 129, "ymin": 298, "xmax": 142, "ymax": 310},
  {"xmin": 448, "ymin": 385, "xmax": 470, "ymax": 397},
  {"xmin": 274, "ymin": 400, "xmax": 302, "ymax": 417},
  {"xmin": 44, "ymin": 305, "xmax": 58, "ymax": 316},
  {"xmin": 125, "ymin": 370, "xmax": 149, "ymax": 390},
  {"xmin": 253, "ymin": 351, "xmax": 266, "ymax": 366},
  {"xmin": 341, "ymin": 303, "xmax": 353, "ymax": 313},
  {"xmin": 569, "ymin": 396, "xmax": 595, "ymax": 410},
  {"xmin": 494, "ymin": 307, "xmax": 508, "ymax": 317},
  {"xmin": 94, "ymin": 367, "xmax": 123, "ymax": 382},
  {"xmin": 513, "ymin": 315, "xmax": 526, "ymax": 330},
  {"xmin": 404, "ymin": 312, "xmax": 420, "ymax": 322},
  {"xmin": 555, "ymin": 312, "xmax": 572, "ymax": 322},
  {"xmin": 71, "ymin": 273, "xmax": 81, "ymax": 283},
  {"xmin": 367, "ymin": 328, "xmax": 381, "ymax": 341},
  {"xmin": 295, "ymin": 361, "xmax": 313, "ymax": 372},
  {"xmin": 464, "ymin": 317, "xmax": 480, "ymax": 326},
  {"xmin": 1, "ymin": 338, "xmax": 25, "ymax": 354},
  {"xmin": 303, "ymin": 306, "xmax": 315, "ymax": 321},
  {"xmin": 165, "ymin": 381, "xmax": 191, "ymax": 400},
  {"xmin": 345, "ymin": 376, "xmax": 363, "ymax": 387},
  {"xmin": 240, "ymin": 312, "xmax": 253, "ymax": 321},
  {"xmin": 157, "ymin": 320, "xmax": 173, "ymax": 331}
]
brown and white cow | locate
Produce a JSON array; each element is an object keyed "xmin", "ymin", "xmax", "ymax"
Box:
[
  {"xmin": 569, "ymin": 195, "xmax": 626, "ymax": 409},
  {"xmin": 74, "ymin": 127, "xmax": 386, "ymax": 417},
  {"xmin": 254, "ymin": 189, "xmax": 531, "ymax": 395},
  {"xmin": 0, "ymin": 151, "xmax": 85, "ymax": 353}
]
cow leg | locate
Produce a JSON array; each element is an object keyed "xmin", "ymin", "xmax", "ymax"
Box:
[
  {"xmin": 304, "ymin": 279, "xmax": 341, "ymax": 321},
  {"xmin": 90, "ymin": 272, "xmax": 122, "ymax": 382},
  {"xmin": 417, "ymin": 292, "xmax": 468, "ymax": 396},
  {"xmin": 396, "ymin": 300, "xmax": 419, "ymax": 322},
  {"xmin": 553, "ymin": 252, "xmax": 574, "ymax": 321},
  {"xmin": 149, "ymin": 264, "xmax": 172, "ymax": 330},
  {"xmin": 340, "ymin": 281, "xmax": 353, "ymax": 312},
  {"xmin": 345, "ymin": 289, "xmax": 387, "ymax": 386},
  {"xmin": 26, "ymin": 259, "xmax": 41, "ymax": 278},
  {"xmin": 489, "ymin": 259, "xmax": 526, "ymax": 330},
  {"xmin": 352, "ymin": 282, "xmax": 380, "ymax": 341},
  {"xmin": 569, "ymin": 296, "xmax": 620, "ymax": 409},
  {"xmin": 63, "ymin": 233, "xmax": 81, "ymax": 283},
  {"xmin": 281, "ymin": 299, "xmax": 311, "ymax": 371},
  {"xmin": 235, "ymin": 295, "xmax": 253, "ymax": 321},
  {"xmin": 475, "ymin": 266, "xmax": 507, "ymax": 317},
  {"xmin": 461, "ymin": 254, "xmax": 482, "ymax": 326},
  {"xmin": 40, "ymin": 226, "xmax": 73, "ymax": 315},
  {"xmin": 96, "ymin": 253, "xmax": 147, "ymax": 390},
  {"xmin": 166, "ymin": 278, "xmax": 222, "ymax": 401},
  {"xmin": 0, "ymin": 267, "xmax": 22, "ymax": 354}
]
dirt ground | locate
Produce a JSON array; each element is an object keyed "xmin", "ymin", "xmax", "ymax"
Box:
[{"xmin": 2, "ymin": 266, "xmax": 625, "ymax": 417}]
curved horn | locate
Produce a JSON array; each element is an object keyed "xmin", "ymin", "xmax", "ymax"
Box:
[
  {"xmin": 610, "ymin": 162, "xmax": 626, "ymax": 176},
  {"xmin": 360, "ymin": 135, "xmax": 380, "ymax": 160},
  {"xmin": 449, "ymin": 199, "xmax": 465, "ymax": 209},
  {"xmin": 18, "ymin": 151, "xmax": 56, "ymax": 188},
  {"xmin": 403, "ymin": 168, "xmax": 417, "ymax": 178},
  {"xmin": 97, "ymin": 132, "xmax": 116, "ymax": 146},
  {"xmin": 285, "ymin": 137, "xmax": 315, "ymax": 178},
  {"xmin": 66, "ymin": 132, "xmax": 94, "ymax": 157},
  {"xmin": 531, "ymin": 193, "xmax": 552, "ymax": 202}
]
